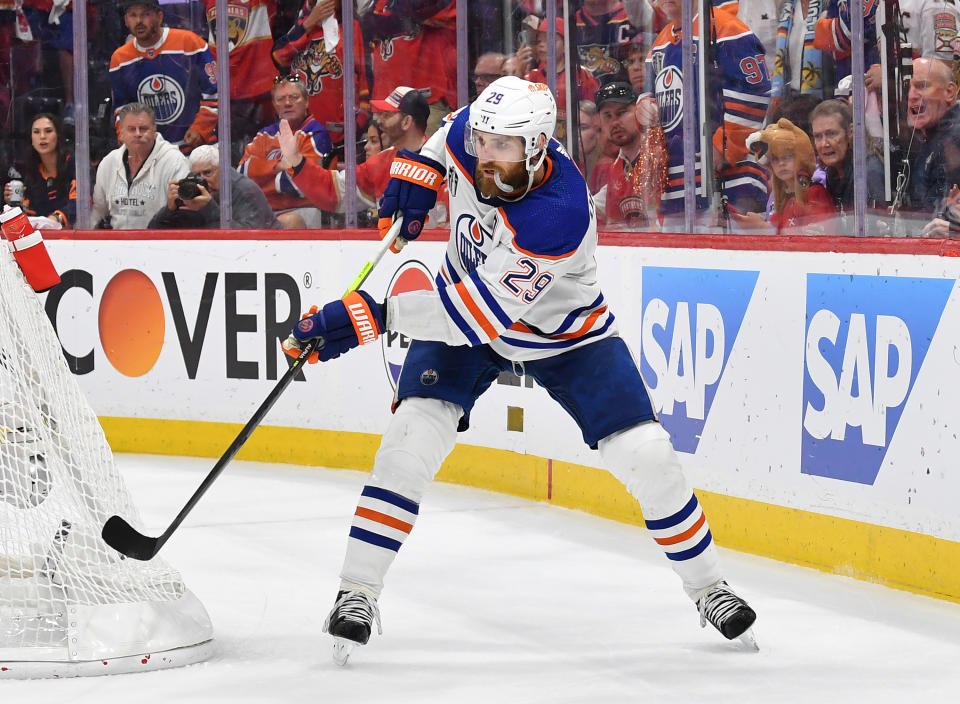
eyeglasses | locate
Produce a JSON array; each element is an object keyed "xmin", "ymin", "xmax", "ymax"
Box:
[
  {"xmin": 473, "ymin": 73, "xmax": 504, "ymax": 83},
  {"xmin": 274, "ymin": 74, "xmax": 302, "ymax": 84}
]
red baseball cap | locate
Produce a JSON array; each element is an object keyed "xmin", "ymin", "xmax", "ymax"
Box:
[{"xmin": 536, "ymin": 17, "xmax": 564, "ymax": 35}]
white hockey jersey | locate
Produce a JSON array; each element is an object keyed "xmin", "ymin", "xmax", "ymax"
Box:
[{"xmin": 386, "ymin": 107, "xmax": 616, "ymax": 362}]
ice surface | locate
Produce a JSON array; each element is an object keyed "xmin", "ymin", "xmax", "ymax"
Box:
[{"xmin": 6, "ymin": 454, "xmax": 959, "ymax": 703}]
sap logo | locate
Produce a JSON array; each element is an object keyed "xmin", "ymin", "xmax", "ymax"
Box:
[
  {"xmin": 382, "ymin": 261, "xmax": 434, "ymax": 390},
  {"xmin": 801, "ymin": 274, "xmax": 954, "ymax": 485},
  {"xmin": 640, "ymin": 267, "xmax": 758, "ymax": 454}
]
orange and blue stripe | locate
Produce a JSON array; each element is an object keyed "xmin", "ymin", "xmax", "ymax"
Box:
[
  {"xmin": 644, "ymin": 494, "xmax": 713, "ymax": 562},
  {"xmin": 349, "ymin": 485, "xmax": 419, "ymax": 553}
]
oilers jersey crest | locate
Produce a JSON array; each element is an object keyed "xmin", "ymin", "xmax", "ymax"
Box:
[{"xmin": 387, "ymin": 108, "xmax": 615, "ymax": 362}]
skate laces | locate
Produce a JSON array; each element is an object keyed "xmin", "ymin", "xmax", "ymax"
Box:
[
  {"xmin": 323, "ymin": 590, "xmax": 383, "ymax": 636},
  {"xmin": 697, "ymin": 581, "xmax": 746, "ymax": 630}
]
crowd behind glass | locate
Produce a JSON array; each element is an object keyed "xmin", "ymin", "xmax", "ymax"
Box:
[{"xmin": 1, "ymin": 0, "xmax": 957, "ymax": 237}]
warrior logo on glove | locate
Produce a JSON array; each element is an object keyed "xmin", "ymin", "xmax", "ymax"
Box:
[{"xmin": 347, "ymin": 297, "xmax": 378, "ymax": 344}]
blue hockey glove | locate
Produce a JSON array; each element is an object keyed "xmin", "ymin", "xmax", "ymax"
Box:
[
  {"xmin": 282, "ymin": 291, "xmax": 385, "ymax": 363},
  {"xmin": 378, "ymin": 149, "xmax": 445, "ymax": 250}
]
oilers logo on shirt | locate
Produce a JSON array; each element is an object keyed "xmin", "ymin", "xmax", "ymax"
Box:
[
  {"xmin": 455, "ymin": 213, "xmax": 489, "ymax": 273},
  {"xmin": 138, "ymin": 74, "xmax": 186, "ymax": 124},
  {"xmin": 654, "ymin": 66, "xmax": 683, "ymax": 132}
]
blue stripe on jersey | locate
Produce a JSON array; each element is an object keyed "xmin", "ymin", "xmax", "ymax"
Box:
[
  {"xmin": 349, "ymin": 526, "xmax": 403, "ymax": 552},
  {"xmin": 665, "ymin": 530, "xmax": 713, "ymax": 562},
  {"xmin": 360, "ymin": 485, "xmax": 419, "ymax": 515},
  {"xmin": 543, "ymin": 293, "xmax": 605, "ymax": 336},
  {"xmin": 445, "ymin": 253, "xmax": 462, "ymax": 284},
  {"xmin": 469, "ymin": 270, "xmax": 513, "ymax": 329},
  {"xmin": 438, "ymin": 283, "xmax": 483, "ymax": 346},
  {"xmin": 645, "ymin": 494, "xmax": 698, "ymax": 531},
  {"xmin": 498, "ymin": 315, "xmax": 614, "ymax": 349}
]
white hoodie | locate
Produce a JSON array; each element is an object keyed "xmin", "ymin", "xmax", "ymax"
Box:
[{"xmin": 92, "ymin": 133, "xmax": 189, "ymax": 230}]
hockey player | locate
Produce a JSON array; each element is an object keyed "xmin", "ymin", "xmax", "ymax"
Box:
[{"xmin": 283, "ymin": 76, "xmax": 757, "ymax": 665}]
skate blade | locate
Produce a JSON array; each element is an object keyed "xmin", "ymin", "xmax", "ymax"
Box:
[
  {"xmin": 332, "ymin": 637, "xmax": 357, "ymax": 666},
  {"xmin": 737, "ymin": 627, "xmax": 760, "ymax": 652}
]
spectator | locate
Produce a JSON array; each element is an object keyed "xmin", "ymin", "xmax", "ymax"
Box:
[
  {"xmin": 623, "ymin": 33, "xmax": 648, "ymax": 94},
  {"xmin": 23, "ymin": 0, "xmax": 75, "ymax": 123},
  {"xmin": 740, "ymin": 118, "xmax": 834, "ymax": 235},
  {"xmin": 576, "ymin": 0, "xmax": 637, "ymax": 83},
  {"xmin": 92, "ymin": 102, "xmax": 189, "ymax": 229},
  {"xmin": 109, "ymin": 0, "xmax": 218, "ymax": 152},
  {"xmin": 525, "ymin": 18, "xmax": 600, "ymax": 143},
  {"xmin": 364, "ymin": 120, "xmax": 385, "ymax": 159},
  {"xmin": 148, "ymin": 144, "xmax": 281, "ymax": 229},
  {"xmin": 769, "ymin": 0, "xmax": 826, "ymax": 111},
  {"xmin": 205, "ymin": 0, "xmax": 277, "ymax": 149},
  {"xmin": 864, "ymin": 0, "xmax": 960, "ymax": 98},
  {"xmin": 578, "ymin": 99, "xmax": 605, "ymax": 180},
  {"xmin": 272, "ymin": 0, "xmax": 371, "ymax": 149},
  {"xmin": 238, "ymin": 75, "xmax": 333, "ymax": 228},
  {"xmin": 472, "ymin": 51, "xmax": 507, "ymax": 99},
  {"xmin": 809, "ymin": 99, "xmax": 884, "ymax": 214},
  {"xmin": 359, "ymin": 0, "xmax": 456, "ymax": 135},
  {"xmin": 591, "ymin": 81, "xmax": 665, "ymax": 228},
  {"xmin": 637, "ymin": 0, "xmax": 770, "ymax": 228},
  {"xmin": 2, "ymin": 112, "xmax": 76, "ymax": 228},
  {"xmin": 0, "ymin": 4, "xmax": 39, "ymax": 137},
  {"xmin": 813, "ymin": 0, "xmax": 879, "ymax": 84},
  {"xmin": 279, "ymin": 85, "xmax": 446, "ymax": 224},
  {"xmin": 904, "ymin": 57, "xmax": 960, "ymax": 213},
  {"xmin": 921, "ymin": 132, "xmax": 960, "ymax": 235}
]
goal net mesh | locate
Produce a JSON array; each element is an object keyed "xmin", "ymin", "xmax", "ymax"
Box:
[{"xmin": 0, "ymin": 243, "xmax": 210, "ymax": 663}]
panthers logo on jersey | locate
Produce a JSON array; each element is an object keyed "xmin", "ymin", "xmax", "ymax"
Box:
[{"xmin": 294, "ymin": 41, "xmax": 344, "ymax": 96}]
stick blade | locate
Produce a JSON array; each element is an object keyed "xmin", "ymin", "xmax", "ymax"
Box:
[{"xmin": 101, "ymin": 515, "xmax": 161, "ymax": 561}]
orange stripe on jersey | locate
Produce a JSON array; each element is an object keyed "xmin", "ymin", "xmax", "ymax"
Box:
[
  {"xmin": 455, "ymin": 281, "xmax": 499, "ymax": 340},
  {"xmin": 726, "ymin": 101, "xmax": 767, "ymax": 118},
  {"xmin": 552, "ymin": 306, "xmax": 607, "ymax": 340},
  {"xmin": 355, "ymin": 507, "xmax": 413, "ymax": 533},
  {"xmin": 654, "ymin": 512, "xmax": 707, "ymax": 546},
  {"xmin": 509, "ymin": 320, "xmax": 535, "ymax": 334}
]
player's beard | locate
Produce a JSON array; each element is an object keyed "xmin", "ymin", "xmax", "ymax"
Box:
[{"xmin": 475, "ymin": 160, "xmax": 528, "ymax": 198}]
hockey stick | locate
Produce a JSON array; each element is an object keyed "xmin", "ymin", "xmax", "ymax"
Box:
[{"xmin": 102, "ymin": 221, "xmax": 405, "ymax": 561}]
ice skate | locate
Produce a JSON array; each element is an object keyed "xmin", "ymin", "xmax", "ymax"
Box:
[
  {"xmin": 322, "ymin": 589, "xmax": 382, "ymax": 666},
  {"xmin": 695, "ymin": 581, "xmax": 758, "ymax": 651}
]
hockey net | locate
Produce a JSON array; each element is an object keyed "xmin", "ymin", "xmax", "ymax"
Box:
[{"xmin": 0, "ymin": 245, "xmax": 213, "ymax": 677}]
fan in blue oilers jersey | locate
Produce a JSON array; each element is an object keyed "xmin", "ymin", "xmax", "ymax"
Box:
[
  {"xmin": 636, "ymin": 0, "xmax": 771, "ymax": 226},
  {"xmin": 282, "ymin": 76, "xmax": 759, "ymax": 666}
]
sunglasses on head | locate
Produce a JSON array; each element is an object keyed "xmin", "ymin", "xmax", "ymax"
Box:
[{"xmin": 274, "ymin": 74, "xmax": 302, "ymax": 84}]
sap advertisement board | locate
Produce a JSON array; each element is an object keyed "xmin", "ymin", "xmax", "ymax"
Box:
[{"xmin": 44, "ymin": 239, "xmax": 960, "ymax": 543}]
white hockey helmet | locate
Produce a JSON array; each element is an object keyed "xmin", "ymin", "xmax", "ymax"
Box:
[{"xmin": 466, "ymin": 76, "xmax": 557, "ymax": 174}]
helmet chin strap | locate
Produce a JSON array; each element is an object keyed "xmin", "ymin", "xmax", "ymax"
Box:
[{"xmin": 492, "ymin": 147, "xmax": 546, "ymax": 201}]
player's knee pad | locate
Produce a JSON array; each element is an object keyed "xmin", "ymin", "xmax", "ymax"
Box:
[
  {"xmin": 598, "ymin": 421, "xmax": 690, "ymax": 515},
  {"xmin": 369, "ymin": 397, "xmax": 461, "ymax": 500}
]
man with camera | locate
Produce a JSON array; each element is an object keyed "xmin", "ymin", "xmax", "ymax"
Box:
[{"xmin": 149, "ymin": 145, "xmax": 281, "ymax": 229}]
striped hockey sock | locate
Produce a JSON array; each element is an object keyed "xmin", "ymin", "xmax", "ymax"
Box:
[
  {"xmin": 644, "ymin": 492, "xmax": 721, "ymax": 596},
  {"xmin": 341, "ymin": 485, "xmax": 420, "ymax": 595}
]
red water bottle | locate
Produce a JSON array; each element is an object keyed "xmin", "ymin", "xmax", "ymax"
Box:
[{"xmin": 1, "ymin": 206, "xmax": 60, "ymax": 293}]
